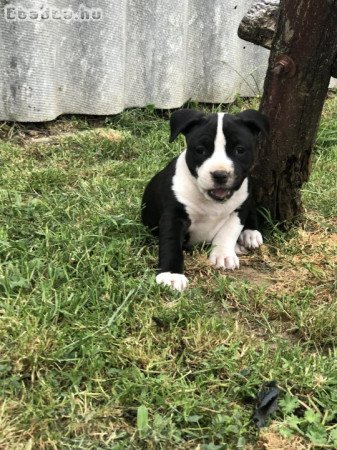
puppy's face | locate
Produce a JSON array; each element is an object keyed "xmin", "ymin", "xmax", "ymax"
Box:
[{"xmin": 170, "ymin": 109, "xmax": 269, "ymax": 202}]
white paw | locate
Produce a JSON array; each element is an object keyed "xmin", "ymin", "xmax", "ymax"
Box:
[
  {"xmin": 156, "ymin": 272, "xmax": 188, "ymax": 291},
  {"xmin": 209, "ymin": 248, "xmax": 240, "ymax": 270},
  {"xmin": 238, "ymin": 229, "xmax": 263, "ymax": 249}
]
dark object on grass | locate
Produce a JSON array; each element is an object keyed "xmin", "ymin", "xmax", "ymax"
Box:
[{"xmin": 251, "ymin": 381, "xmax": 280, "ymax": 428}]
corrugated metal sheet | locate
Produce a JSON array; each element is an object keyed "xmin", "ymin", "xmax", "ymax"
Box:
[{"xmin": 0, "ymin": 0, "xmax": 335, "ymax": 122}]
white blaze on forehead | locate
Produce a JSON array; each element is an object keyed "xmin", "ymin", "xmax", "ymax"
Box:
[
  {"xmin": 215, "ymin": 112, "xmax": 226, "ymax": 150},
  {"xmin": 212, "ymin": 112, "xmax": 234, "ymax": 171},
  {"xmin": 195, "ymin": 112, "xmax": 236, "ymax": 193}
]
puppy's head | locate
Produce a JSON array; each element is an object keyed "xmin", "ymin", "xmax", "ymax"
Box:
[{"xmin": 170, "ymin": 109, "xmax": 269, "ymax": 202}]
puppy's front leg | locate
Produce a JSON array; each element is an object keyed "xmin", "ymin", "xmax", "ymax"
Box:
[
  {"xmin": 209, "ymin": 212, "xmax": 243, "ymax": 270},
  {"xmin": 156, "ymin": 209, "xmax": 190, "ymax": 291}
]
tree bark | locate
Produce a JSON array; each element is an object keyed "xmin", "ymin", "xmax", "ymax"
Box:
[
  {"xmin": 238, "ymin": 0, "xmax": 280, "ymax": 50},
  {"xmin": 251, "ymin": 0, "xmax": 337, "ymax": 224}
]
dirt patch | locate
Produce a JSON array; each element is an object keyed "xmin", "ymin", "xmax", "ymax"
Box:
[
  {"xmin": 232, "ymin": 264, "xmax": 275, "ymax": 287},
  {"xmin": 264, "ymin": 229, "xmax": 336, "ymax": 300},
  {"xmin": 257, "ymin": 424, "xmax": 309, "ymax": 450},
  {"xmin": 26, "ymin": 128, "xmax": 125, "ymax": 145},
  {"xmin": 0, "ymin": 116, "xmax": 121, "ymax": 145},
  {"xmin": 184, "ymin": 224, "xmax": 336, "ymax": 306}
]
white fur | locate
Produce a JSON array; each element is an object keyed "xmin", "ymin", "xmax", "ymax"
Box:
[
  {"xmin": 173, "ymin": 153, "xmax": 248, "ymax": 270},
  {"xmin": 173, "ymin": 152, "xmax": 249, "ymax": 246},
  {"xmin": 196, "ymin": 113, "xmax": 235, "ymax": 195},
  {"xmin": 209, "ymin": 251, "xmax": 240, "ymax": 269},
  {"xmin": 209, "ymin": 212, "xmax": 243, "ymax": 269},
  {"xmin": 156, "ymin": 272, "xmax": 188, "ymax": 291},
  {"xmin": 238, "ymin": 229, "xmax": 263, "ymax": 249}
]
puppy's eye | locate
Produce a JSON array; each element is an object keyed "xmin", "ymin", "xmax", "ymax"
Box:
[
  {"xmin": 196, "ymin": 146, "xmax": 207, "ymax": 156},
  {"xmin": 235, "ymin": 146, "xmax": 246, "ymax": 155}
]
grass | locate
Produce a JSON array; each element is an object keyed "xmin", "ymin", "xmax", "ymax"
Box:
[{"xmin": 0, "ymin": 95, "xmax": 336, "ymax": 449}]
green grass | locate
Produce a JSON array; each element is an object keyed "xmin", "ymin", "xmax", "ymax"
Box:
[
  {"xmin": 302, "ymin": 96, "xmax": 337, "ymax": 226},
  {"xmin": 0, "ymin": 96, "xmax": 336, "ymax": 449}
]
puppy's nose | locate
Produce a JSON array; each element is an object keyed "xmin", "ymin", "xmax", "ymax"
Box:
[{"xmin": 212, "ymin": 170, "xmax": 228, "ymax": 184}]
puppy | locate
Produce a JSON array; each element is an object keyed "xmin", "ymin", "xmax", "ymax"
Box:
[{"xmin": 141, "ymin": 109, "xmax": 269, "ymax": 290}]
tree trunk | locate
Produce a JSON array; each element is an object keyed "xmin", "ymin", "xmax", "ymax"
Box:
[{"xmin": 251, "ymin": 0, "xmax": 337, "ymax": 224}]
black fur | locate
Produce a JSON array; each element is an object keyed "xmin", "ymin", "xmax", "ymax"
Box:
[
  {"xmin": 142, "ymin": 109, "xmax": 269, "ymax": 279},
  {"xmin": 141, "ymin": 159, "xmax": 191, "ymax": 273}
]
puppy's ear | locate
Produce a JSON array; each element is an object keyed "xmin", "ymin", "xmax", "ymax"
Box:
[
  {"xmin": 237, "ymin": 110, "xmax": 270, "ymax": 137},
  {"xmin": 169, "ymin": 109, "xmax": 205, "ymax": 142}
]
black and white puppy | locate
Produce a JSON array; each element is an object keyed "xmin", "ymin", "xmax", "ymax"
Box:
[{"xmin": 141, "ymin": 109, "xmax": 269, "ymax": 291}]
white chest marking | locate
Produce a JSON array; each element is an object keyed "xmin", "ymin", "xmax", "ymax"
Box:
[{"xmin": 172, "ymin": 152, "xmax": 249, "ymax": 245}]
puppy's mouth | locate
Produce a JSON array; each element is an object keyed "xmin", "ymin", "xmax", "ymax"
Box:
[{"xmin": 207, "ymin": 188, "xmax": 233, "ymax": 202}]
